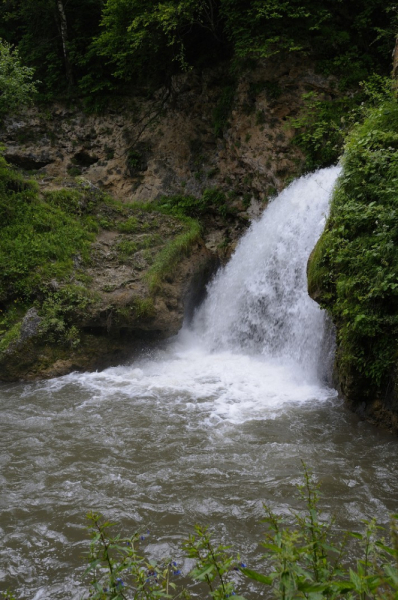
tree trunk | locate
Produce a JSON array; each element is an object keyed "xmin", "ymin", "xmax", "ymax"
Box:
[
  {"xmin": 202, "ymin": 0, "xmax": 220, "ymax": 39},
  {"xmin": 56, "ymin": 0, "xmax": 74, "ymax": 88}
]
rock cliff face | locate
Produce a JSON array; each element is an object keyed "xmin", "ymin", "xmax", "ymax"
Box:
[
  {"xmin": 0, "ymin": 56, "xmax": 336, "ymax": 380},
  {"xmin": 1, "ymin": 55, "xmax": 336, "ymax": 219}
]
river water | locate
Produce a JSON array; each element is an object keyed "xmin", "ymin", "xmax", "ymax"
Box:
[{"xmin": 1, "ymin": 167, "xmax": 398, "ymax": 599}]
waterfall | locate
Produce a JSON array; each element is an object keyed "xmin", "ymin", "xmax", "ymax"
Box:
[
  {"xmin": 191, "ymin": 167, "xmax": 340, "ymax": 378},
  {"xmin": 46, "ymin": 166, "xmax": 342, "ymax": 423}
]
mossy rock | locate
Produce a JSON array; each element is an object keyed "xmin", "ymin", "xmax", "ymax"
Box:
[
  {"xmin": 307, "ymin": 100, "xmax": 398, "ymax": 429},
  {"xmin": 0, "ymin": 158, "xmax": 215, "ymax": 381}
]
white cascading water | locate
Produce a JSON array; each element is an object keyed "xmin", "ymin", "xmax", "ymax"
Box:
[{"xmin": 193, "ymin": 165, "xmax": 341, "ymax": 379}]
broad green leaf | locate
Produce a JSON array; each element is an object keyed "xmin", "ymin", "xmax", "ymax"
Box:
[
  {"xmin": 240, "ymin": 568, "xmax": 273, "ymax": 585},
  {"xmin": 384, "ymin": 564, "xmax": 398, "ymax": 586},
  {"xmin": 349, "ymin": 569, "xmax": 362, "ymax": 590}
]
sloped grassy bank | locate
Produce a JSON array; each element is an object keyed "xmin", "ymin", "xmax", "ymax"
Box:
[
  {"xmin": 0, "ymin": 157, "xmax": 214, "ymax": 380},
  {"xmin": 308, "ymin": 100, "xmax": 398, "ymax": 429}
]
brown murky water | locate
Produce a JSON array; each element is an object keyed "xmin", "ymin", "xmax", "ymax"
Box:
[{"xmin": 1, "ymin": 363, "xmax": 397, "ymax": 600}]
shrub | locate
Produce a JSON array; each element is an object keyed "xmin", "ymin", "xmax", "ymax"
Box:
[
  {"xmin": 37, "ymin": 285, "xmax": 96, "ymax": 346},
  {"xmin": 0, "ymin": 39, "xmax": 38, "ymax": 118}
]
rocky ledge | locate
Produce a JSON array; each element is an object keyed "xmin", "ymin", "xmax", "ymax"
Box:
[{"xmin": 0, "ymin": 178, "xmax": 217, "ymax": 381}]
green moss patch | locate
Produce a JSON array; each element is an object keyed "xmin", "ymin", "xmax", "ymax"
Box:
[{"xmin": 146, "ymin": 218, "xmax": 202, "ymax": 292}]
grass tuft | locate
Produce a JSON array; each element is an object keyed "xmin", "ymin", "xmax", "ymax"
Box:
[{"xmin": 146, "ymin": 218, "xmax": 201, "ymax": 293}]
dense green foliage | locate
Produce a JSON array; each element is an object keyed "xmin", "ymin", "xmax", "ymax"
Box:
[
  {"xmin": 308, "ymin": 100, "xmax": 398, "ymax": 398},
  {"xmin": 0, "ymin": 0, "xmax": 104, "ymax": 98},
  {"xmin": 0, "ymin": 0, "xmax": 395, "ymax": 100},
  {"xmin": 289, "ymin": 75, "xmax": 393, "ymax": 170},
  {"xmin": 0, "ymin": 39, "xmax": 37, "ymax": 117},
  {"xmin": 221, "ymin": 0, "xmax": 396, "ymax": 99},
  {"xmin": 81, "ymin": 467, "xmax": 398, "ymax": 600}
]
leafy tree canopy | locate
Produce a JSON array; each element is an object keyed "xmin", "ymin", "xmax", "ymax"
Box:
[
  {"xmin": 0, "ymin": 38, "xmax": 37, "ymax": 117},
  {"xmin": 0, "ymin": 0, "xmax": 396, "ymax": 99}
]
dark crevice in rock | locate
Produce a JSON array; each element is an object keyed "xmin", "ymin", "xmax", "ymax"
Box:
[
  {"xmin": 5, "ymin": 153, "xmax": 54, "ymax": 170},
  {"xmin": 184, "ymin": 254, "xmax": 220, "ymax": 324},
  {"xmin": 73, "ymin": 151, "xmax": 99, "ymax": 167}
]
